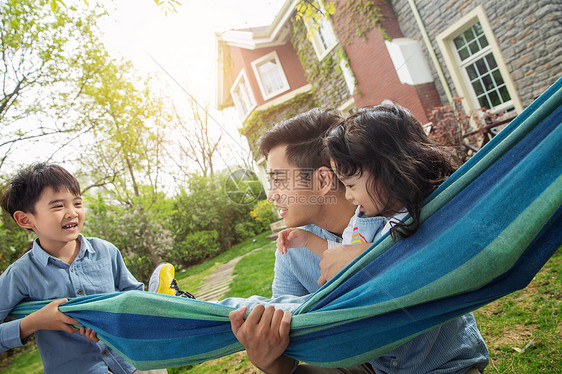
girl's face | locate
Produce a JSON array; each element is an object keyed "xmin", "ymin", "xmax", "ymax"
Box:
[{"xmin": 331, "ymin": 161, "xmax": 389, "ymax": 217}]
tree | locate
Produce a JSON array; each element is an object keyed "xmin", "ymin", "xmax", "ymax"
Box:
[
  {"xmin": 172, "ymin": 98, "xmax": 222, "ymax": 178},
  {"xmin": 0, "ymin": 0, "xmax": 108, "ymax": 170},
  {"xmin": 74, "ymin": 51, "xmax": 173, "ymax": 267},
  {"xmin": 50, "ymin": 0, "xmax": 183, "ymax": 15}
]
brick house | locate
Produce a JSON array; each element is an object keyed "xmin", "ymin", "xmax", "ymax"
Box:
[
  {"xmin": 215, "ymin": 0, "xmax": 561, "ymax": 187},
  {"xmin": 216, "ymin": 0, "xmax": 441, "ymax": 186}
]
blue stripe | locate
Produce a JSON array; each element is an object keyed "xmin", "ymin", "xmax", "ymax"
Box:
[
  {"xmin": 67, "ymin": 310, "xmax": 231, "ymax": 338},
  {"xmin": 310, "ymin": 102, "xmax": 561, "ymax": 312}
]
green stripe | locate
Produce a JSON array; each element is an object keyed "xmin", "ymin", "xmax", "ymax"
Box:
[
  {"xmin": 59, "ymin": 292, "xmax": 234, "ymax": 322},
  {"xmin": 128, "ymin": 342, "xmax": 244, "ymax": 370}
]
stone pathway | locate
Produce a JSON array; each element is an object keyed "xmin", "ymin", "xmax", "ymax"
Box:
[{"xmin": 195, "ymin": 246, "xmax": 264, "ymax": 302}]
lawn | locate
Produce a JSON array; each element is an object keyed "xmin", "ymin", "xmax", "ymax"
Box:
[{"xmin": 1, "ymin": 241, "xmax": 559, "ymax": 373}]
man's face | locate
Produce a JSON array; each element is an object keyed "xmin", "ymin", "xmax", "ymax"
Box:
[
  {"xmin": 266, "ymin": 145, "xmax": 321, "ymax": 228},
  {"xmin": 25, "ymin": 187, "xmax": 84, "ymax": 251}
]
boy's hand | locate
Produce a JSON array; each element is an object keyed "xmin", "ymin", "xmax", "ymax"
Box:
[
  {"xmin": 276, "ymin": 228, "xmax": 309, "ymax": 254},
  {"xmin": 80, "ymin": 326, "xmax": 100, "ymax": 342},
  {"xmin": 20, "ymin": 298, "xmax": 80, "ymax": 339}
]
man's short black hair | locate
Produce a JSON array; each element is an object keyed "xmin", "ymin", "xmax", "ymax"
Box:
[{"xmin": 258, "ymin": 108, "xmax": 343, "ymax": 170}]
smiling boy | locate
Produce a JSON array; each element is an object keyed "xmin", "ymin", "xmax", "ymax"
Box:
[{"xmin": 0, "ymin": 163, "xmax": 145, "ymax": 374}]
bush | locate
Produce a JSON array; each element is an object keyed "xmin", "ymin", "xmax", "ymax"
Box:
[
  {"xmin": 83, "ymin": 193, "xmax": 174, "ymax": 283},
  {"xmin": 0, "ymin": 213, "xmax": 32, "ymax": 274},
  {"xmin": 165, "ymin": 230, "xmax": 220, "ymax": 267},
  {"xmin": 234, "ymin": 221, "xmax": 260, "ymax": 242},
  {"xmin": 250, "ymin": 199, "xmax": 278, "ymax": 232},
  {"xmin": 428, "ymin": 97, "xmax": 476, "ymax": 163},
  {"xmin": 169, "ymin": 172, "xmax": 263, "ymax": 261}
]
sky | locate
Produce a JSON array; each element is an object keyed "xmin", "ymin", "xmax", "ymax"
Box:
[
  {"xmin": 2, "ymin": 0, "xmax": 287, "ymax": 179},
  {"xmin": 99, "ymin": 0, "xmax": 286, "ymax": 103},
  {"xmin": 94, "ymin": 0, "xmax": 287, "ymax": 178}
]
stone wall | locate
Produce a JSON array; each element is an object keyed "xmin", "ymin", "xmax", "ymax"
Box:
[
  {"xmin": 390, "ymin": 0, "xmax": 561, "ymax": 107},
  {"xmin": 289, "ymin": 18, "xmax": 352, "ymax": 109}
]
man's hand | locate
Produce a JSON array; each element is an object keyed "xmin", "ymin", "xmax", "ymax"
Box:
[
  {"xmin": 276, "ymin": 228, "xmax": 309, "ymax": 254},
  {"xmin": 20, "ymin": 298, "xmax": 80, "ymax": 340},
  {"xmin": 318, "ymin": 243, "xmax": 371, "ymax": 286},
  {"xmin": 229, "ymin": 305, "xmax": 295, "ymax": 374}
]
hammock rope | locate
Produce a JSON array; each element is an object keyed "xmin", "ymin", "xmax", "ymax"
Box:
[{"xmin": 9, "ymin": 78, "xmax": 562, "ymax": 370}]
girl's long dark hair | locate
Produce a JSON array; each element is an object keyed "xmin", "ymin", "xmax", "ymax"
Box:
[{"xmin": 324, "ymin": 103, "xmax": 458, "ymax": 238}]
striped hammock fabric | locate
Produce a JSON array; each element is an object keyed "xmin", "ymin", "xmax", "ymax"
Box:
[{"xmin": 9, "ymin": 78, "xmax": 562, "ymax": 370}]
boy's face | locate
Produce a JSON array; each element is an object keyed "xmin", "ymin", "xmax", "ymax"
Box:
[{"xmin": 22, "ymin": 187, "xmax": 84, "ymax": 251}]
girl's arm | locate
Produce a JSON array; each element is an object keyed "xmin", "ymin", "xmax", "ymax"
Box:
[{"xmin": 276, "ymin": 228, "xmax": 328, "ymax": 258}]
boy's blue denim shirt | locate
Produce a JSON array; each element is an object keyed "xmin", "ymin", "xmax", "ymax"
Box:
[{"xmin": 0, "ymin": 235, "xmax": 143, "ymax": 374}]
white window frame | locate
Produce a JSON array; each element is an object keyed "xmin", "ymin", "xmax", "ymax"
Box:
[
  {"xmin": 303, "ymin": 4, "xmax": 338, "ymax": 60},
  {"xmin": 230, "ymin": 69, "xmax": 257, "ymax": 120},
  {"xmin": 251, "ymin": 51, "xmax": 291, "ymax": 101},
  {"xmin": 338, "ymin": 98, "xmax": 356, "ymax": 116},
  {"xmin": 339, "ymin": 59, "xmax": 355, "ymax": 95},
  {"xmin": 437, "ymin": 5, "xmax": 522, "ymax": 114}
]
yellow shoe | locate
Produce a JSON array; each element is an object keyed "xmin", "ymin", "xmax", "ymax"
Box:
[{"xmin": 148, "ymin": 263, "xmax": 176, "ymax": 295}]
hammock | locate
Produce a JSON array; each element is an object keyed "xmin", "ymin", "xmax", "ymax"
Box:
[{"xmin": 9, "ymin": 78, "xmax": 562, "ymax": 370}]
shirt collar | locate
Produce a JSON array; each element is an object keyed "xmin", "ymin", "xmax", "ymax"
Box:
[
  {"xmin": 380, "ymin": 209, "xmax": 409, "ymax": 237},
  {"xmin": 302, "ymin": 224, "xmax": 343, "ymax": 243},
  {"xmin": 31, "ymin": 234, "xmax": 93, "ymax": 267}
]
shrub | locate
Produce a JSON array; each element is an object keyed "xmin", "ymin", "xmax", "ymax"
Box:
[
  {"xmin": 165, "ymin": 230, "xmax": 220, "ymax": 267},
  {"xmin": 170, "ymin": 172, "xmax": 263, "ymax": 260},
  {"xmin": 83, "ymin": 193, "xmax": 174, "ymax": 283},
  {"xmin": 0, "ymin": 213, "xmax": 32, "ymax": 273},
  {"xmin": 428, "ymin": 97, "xmax": 476, "ymax": 163},
  {"xmin": 250, "ymin": 199, "xmax": 278, "ymax": 232},
  {"xmin": 234, "ymin": 221, "xmax": 260, "ymax": 242}
]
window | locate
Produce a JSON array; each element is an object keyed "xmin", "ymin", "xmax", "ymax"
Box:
[
  {"xmin": 251, "ymin": 51, "xmax": 290, "ymax": 100},
  {"xmin": 339, "ymin": 59, "xmax": 355, "ymax": 95},
  {"xmin": 304, "ymin": 6, "xmax": 338, "ymax": 60},
  {"xmin": 230, "ymin": 70, "xmax": 257, "ymax": 120},
  {"xmin": 453, "ymin": 22, "xmax": 511, "ymax": 111},
  {"xmin": 437, "ymin": 6, "xmax": 522, "ymax": 114},
  {"xmin": 338, "ymin": 98, "xmax": 356, "ymax": 116}
]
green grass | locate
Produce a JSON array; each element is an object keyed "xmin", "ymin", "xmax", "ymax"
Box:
[
  {"xmin": 169, "ymin": 236, "xmax": 276, "ymax": 374},
  {"xmin": 1, "ymin": 242, "xmax": 559, "ymax": 373},
  {"xmin": 175, "ymin": 232, "xmax": 273, "ymax": 294},
  {"xmin": 0, "ymin": 343, "xmax": 42, "ymax": 374},
  {"xmin": 224, "ymin": 242, "xmax": 276, "ymax": 299},
  {"xmin": 473, "ymin": 249, "xmax": 561, "ymax": 373}
]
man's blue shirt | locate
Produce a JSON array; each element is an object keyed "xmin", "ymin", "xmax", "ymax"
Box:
[
  {"xmin": 0, "ymin": 235, "xmax": 143, "ymax": 374},
  {"xmin": 269, "ymin": 223, "xmax": 489, "ymax": 373}
]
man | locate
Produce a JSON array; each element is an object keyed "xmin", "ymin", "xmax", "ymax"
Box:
[{"xmin": 228, "ymin": 108, "xmax": 489, "ymax": 374}]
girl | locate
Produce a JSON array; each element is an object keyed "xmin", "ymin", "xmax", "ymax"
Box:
[{"xmin": 277, "ymin": 102, "xmax": 458, "ymax": 258}]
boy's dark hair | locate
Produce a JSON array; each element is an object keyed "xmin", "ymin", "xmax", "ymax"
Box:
[
  {"xmin": 324, "ymin": 103, "xmax": 458, "ymax": 238},
  {"xmin": 0, "ymin": 162, "xmax": 81, "ymax": 217},
  {"xmin": 259, "ymin": 108, "xmax": 343, "ymax": 171}
]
